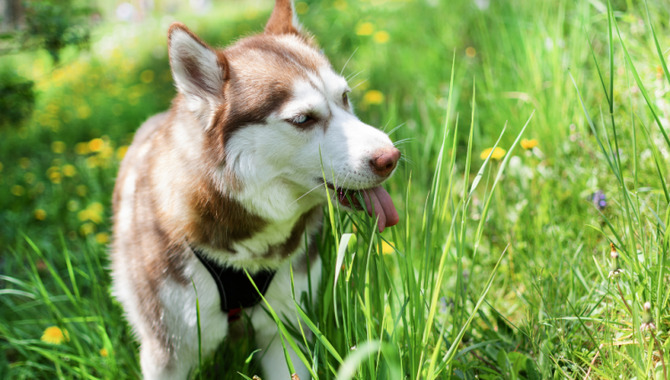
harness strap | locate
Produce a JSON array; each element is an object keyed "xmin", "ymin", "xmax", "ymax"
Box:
[{"xmin": 192, "ymin": 248, "xmax": 276, "ymax": 322}]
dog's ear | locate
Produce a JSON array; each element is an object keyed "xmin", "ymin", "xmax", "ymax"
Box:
[
  {"xmin": 265, "ymin": 0, "xmax": 302, "ymax": 35},
  {"xmin": 168, "ymin": 23, "xmax": 227, "ymax": 101}
]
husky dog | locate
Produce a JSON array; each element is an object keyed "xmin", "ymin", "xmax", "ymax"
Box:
[{"xmin": 111, "ymin": 0, "xmax": 400, "ymax": 378}]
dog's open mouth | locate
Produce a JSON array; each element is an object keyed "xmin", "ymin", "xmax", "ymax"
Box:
[{"xmin": 326, "ymin": 183, "xmax": 399, "ymax": 232}]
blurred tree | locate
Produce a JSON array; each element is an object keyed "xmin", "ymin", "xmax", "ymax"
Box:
[
  {"xmin": 23, "ymin": 0, "xmax": 93, "ymax": 63},
  {"xmin": 0, "ymin": 69, "xmax": 34, "ymax": 128},
  {"xmin": 0, "ymin": 0, "xmax": 95, "ymax": 128},
  {"xmin": 0, "ymin": 0, "xmax": 94, "ymax": 63}
]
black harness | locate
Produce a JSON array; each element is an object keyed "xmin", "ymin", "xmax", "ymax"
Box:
[{"xmin": 192, "ymin": 248, "xmax": 276, "ymax": 322}]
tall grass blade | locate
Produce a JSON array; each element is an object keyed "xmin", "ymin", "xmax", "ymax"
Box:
[
  {"xmin": 335, "ymin": 341, "xmax": 381, "ymax": 380},
  {"xmin": 443, "ymin": 245, "xmax": 508, "ymax": 365},
  {"xmin": 644, "ymin": 0, "xmax": 670, "ymax": 87},
  {"xmin": 332, "ymin": 233, "xmax": 354, "ymax": 327},
  {"xmin": 245, "ymin": 270, "xmax": 316, "ymax": 379},
  {"xmin": 612, "ymin": 10, "xmax": 670, "ymax": 149},
  {"xmin": 191, "ymin": 280, "xmax": 203, "ymax": 379},
  {"xmin": 473, "ymin": 111, "xmax": 534, "ymax": 253}
]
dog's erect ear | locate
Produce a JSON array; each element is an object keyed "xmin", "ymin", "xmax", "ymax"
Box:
[
  {"xmin": 265, "ymin": 0, "xmax": 302, "ymax": 35},
  {"xmin": 168, "ymin": 23, "xmax": 227, "ymax": 101}
]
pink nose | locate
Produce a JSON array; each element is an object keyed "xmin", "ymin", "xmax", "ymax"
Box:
[{"xmin": 369, "ymin": 147, "xmax": 401, "ymax": 177}]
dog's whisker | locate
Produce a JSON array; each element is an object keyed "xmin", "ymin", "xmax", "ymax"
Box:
[
  {"xmin": 350, "ymin": 82, "xmax": 368, "ymax": 94},
  {"xmin": 393, "ymin": 138, "xmax": 413, "ymax": 146},
  {"xmin": 291, "ymin": 183, "xmax": 326, "ymax": 205},
  {"xmin": 340, "ymin": 47, "xmax": 359, "ymax": 76},
  {"xmin": 333, "ymin": 172, "xmax": 354, "ymax": 192},
  {"xmin": 380, "ymin": 119, "xmax": 393, "ymax": 133},
  {"xmin": 387, "ymin": 123, "xmax": 407, "ymax": 136},
  {"xmin": 347, "ymin": 70, "xmax": 365, "ymax": 82}
]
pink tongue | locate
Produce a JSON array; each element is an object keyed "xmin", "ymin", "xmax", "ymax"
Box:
[{"xmin": 361, "ymin": 186, "xmax": 399, "ymax": 233}]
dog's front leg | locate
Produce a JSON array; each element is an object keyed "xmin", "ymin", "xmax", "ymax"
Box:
[{"xmin": 250, "ymin": 255, "xmax": 321, "ymax": 380}]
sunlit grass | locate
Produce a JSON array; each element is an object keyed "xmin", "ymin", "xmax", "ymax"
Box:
[{"xmin": 1, "ymin": 0, "xmax": 669, "ymax": 379}]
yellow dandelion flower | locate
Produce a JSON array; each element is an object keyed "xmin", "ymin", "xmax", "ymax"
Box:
[
  {"xmin": 100, "ymin": 347, "xmax": 109, "ymax": 357},
  {"xmin": 78, "ymin": 203, "xmax": 104, "ymax": 224},
  {"xmin": 34, "ymin": 209, "xmax": 47, "ymax": 221},
  {"xmin": 465, "ymin": 46, "xmax": 476, "ymax": 58},
  {"xmin": 11, "ymin": 185, "xmax": 25, "ymax": 196},
  {"xmin": 90, "ymin": 202, "xmax": 103, "ymax": 213},
  {"xmin": 98, "ymin": 144, "xmax": 114, "ymax": 160},
  {"xmin": 363, "ymin": 90, "xmax": 384, "ymax": 106},
  {"xmin": 47, "ymin": 167, "xmax": 62, "ymax": 184},
  {"xmin": 140, "ymin": 69, "xmax": 154, "ymax": 84},
  {"xmin": 520, "ymin": 138, "xmax": 538, "ymax": 150},
  {"xmin": 41, "ymin": 326, "xmax": 69, "ymax": 345},
  {"xmin": 78, "ymin": 210, "xmax": 92, "ymax": 223},
  {"xmin": 80, "ymin": 222, "xmax": 96, "ymax": 236},
  {"xmin": 295, "ymin": 1, "xmax": 309, "ymax": 14},
  {"xmin": 116, "ymin": 145, "xmax": 129, "ymax": 160},
  {"xmin": 88, "ymin": 138, "xmax": 104, "ymax": 153},
  {"xmin": 480, "ymin": 147, "xmax": 506, "ymax": 160},
  {"xmin": 49, "ymin": 173, "xmax": 62, "ymax": 184},
  {"xmin": 381, "ymin": 241, "xmax": 395, "ymax": 255},
  {"xmin": 356, "ymin": 22, "xmax": 374, "ymax": 36},
  {"xmin": 51, "ymin": 141, "xmax": 66, "ymax": 154},
  {"xmin": 62, "ymin": 164, "xmax": 77, "ymax": 177},
  {"xmin": 75, "ymin": 142, "xmax": 90, "ymax": 155},
  {"xmin": 373, "ymin": 31, "xmax": 390, "ymax": 44},
  {"xmin": 95, "ymin": 232, "xmax": 110, "ymax": 244}
]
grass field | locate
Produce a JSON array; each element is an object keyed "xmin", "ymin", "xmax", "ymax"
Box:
[{"xmin": 1, "ymin": 0, "xmax": 669, "ymax": 379}]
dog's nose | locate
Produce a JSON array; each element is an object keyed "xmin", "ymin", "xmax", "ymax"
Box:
[{"xmin": 369, "ymin": 147, "xmax": 401, "ymax": 177}]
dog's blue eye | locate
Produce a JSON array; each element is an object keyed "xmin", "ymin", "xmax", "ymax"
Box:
[{"xmin": 290, "ymin": 114, "xmax": 315, "ymax": 126}]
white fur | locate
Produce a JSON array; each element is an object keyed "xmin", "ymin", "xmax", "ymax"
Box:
[{"xmin": 115, "ymin": 169, "xmax": 136, "ymax": 238}]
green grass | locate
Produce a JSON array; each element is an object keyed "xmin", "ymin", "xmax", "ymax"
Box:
[{"xmin": 1, "ymin": 0, "xmax": 669, "ymax": 379}]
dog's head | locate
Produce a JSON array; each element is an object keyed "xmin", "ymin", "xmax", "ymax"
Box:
[{"xmin": 167, "ymin": 0, "xmax": 399, "ymax": 231}]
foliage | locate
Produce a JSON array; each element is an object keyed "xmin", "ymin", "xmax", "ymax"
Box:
[
  {"xmin": 22, "ymin": 0, "xmax": 93, "ymax": 63},
  {"xmin": 0, "ymin": 69, "xmax": 34, "ymax": 128}
]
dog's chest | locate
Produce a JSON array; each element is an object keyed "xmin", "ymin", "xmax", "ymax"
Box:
[{"xmin": 204, "ymin": 206, "xmax": 322, "ymax": 271}]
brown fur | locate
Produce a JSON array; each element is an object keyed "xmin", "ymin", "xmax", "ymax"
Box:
[{"xmin": 265, "ymin": 0, "xmax": 300, "ymax": 36}]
